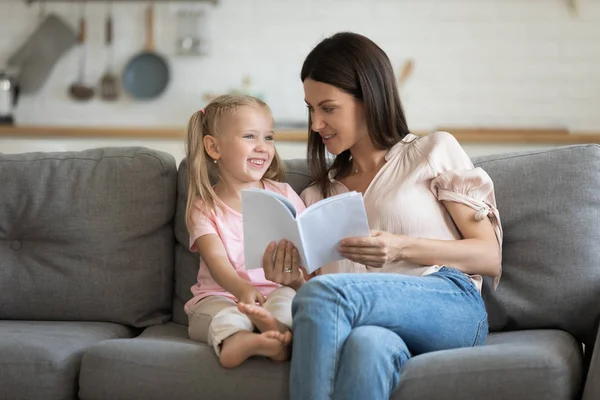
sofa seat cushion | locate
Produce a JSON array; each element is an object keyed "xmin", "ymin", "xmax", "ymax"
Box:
[
  {"xmin": 80, "ymin": 323, "xmax": 582, "ymax": 400},
  {"xmin": 0, "ymin": 321, "xmax": 136, "ymax": 400},
  {"xmin": 392, "ymin": 329, "xmax": 583, "ymax": 400},
  {"xmin": 79, "ymin": 322, "xmax": 289, "ymax": 400}
]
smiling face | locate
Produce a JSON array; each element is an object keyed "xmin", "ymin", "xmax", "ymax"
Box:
[
  {"xmin": 303, "ymin": 78, "xmax": 370, "ymax": 155},
  {"xmin": 204, "ymin": 105, "xmax": 275, "ymax": 186}
]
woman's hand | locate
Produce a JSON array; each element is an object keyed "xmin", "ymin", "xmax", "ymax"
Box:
[
  {"xmin": 262, "ymin": 240, "xmax": 306, "ymax": 290},
  {"xmin": 235, "ymin": 283, "xmax": 266, "ymax": 305},
  {"xmin": 338, "ymin": 230, "xmax": 407, "ymax": 268}
]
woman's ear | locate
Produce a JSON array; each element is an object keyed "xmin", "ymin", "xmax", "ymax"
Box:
[{"xmin": 203, "ymin": 135, "xmax": 220, "ymax": 161}]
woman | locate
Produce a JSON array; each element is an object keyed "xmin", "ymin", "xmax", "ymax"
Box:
[{"xmin": 263, "ymin": 32, "xmax": 502, "ymax": 400}]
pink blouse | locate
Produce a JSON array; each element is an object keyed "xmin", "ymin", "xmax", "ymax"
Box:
[{"xmin": 300, "ymin": 131, "xmax": 503, "ymax": 291}]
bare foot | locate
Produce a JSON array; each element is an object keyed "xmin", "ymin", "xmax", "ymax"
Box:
[
  {"xmin": 264, "ymin": 330, "xmax": 292, "ymax": 361},
  {"xmin": 219, "ymin": 330, "xmax": 293, "ymax": 368},
  {"xmin": 237, "ymin": 302, "xmax": 288, "ymax": 333}
]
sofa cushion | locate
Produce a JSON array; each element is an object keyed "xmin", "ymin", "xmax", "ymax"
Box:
[
  {"xmin": 473, "ymin": 145, "xmax": 600, "ymax": 347},
  {"xmin": 0, "ymin": 147, "xmax": 177, "ymax": 327},
  {"xmin": 172, "ymin": 159, "xmax": 313, "ymax": 325},
  {"xmin": 79, "ymin": 322, "xmax": 289, "ymax": 400},
  {"xmin": 392, "ymin": 329, "xmax": 583, "ymax": 400},
  {"xmin": 0, "ymin": 321, "xmax": 136, "ymax": 400},
  {"xmin": 79, "ymin": 323, "xmax": 581, "ymax": 400}
]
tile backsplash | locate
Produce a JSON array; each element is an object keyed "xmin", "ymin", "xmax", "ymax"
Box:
[{"xmin": 1, "ymin": 0, "xmax": 599, "ymax": 132}]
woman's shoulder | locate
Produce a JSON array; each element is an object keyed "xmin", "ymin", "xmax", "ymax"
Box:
[
  {"xmin": 411, "ymin": 131, "xmax": 462, "ymax": 155},
  {"xmin": 404, "ymin": 131, "xmax": 468, "ymax": 167},
  {"xmin": 299, "ymin": 183, "xmax": 324, "ymax": 206}
]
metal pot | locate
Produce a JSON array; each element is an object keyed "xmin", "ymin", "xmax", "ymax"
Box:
[{"xmin": 0, "ymin": 70, "xmax": 20, "ymax": 125}]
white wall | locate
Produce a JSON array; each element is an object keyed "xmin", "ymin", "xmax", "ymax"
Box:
[
  {"xmin": 0, "ymin": 137, "xmax": 309, "ymax": 164},
  {"xmin": 1, "ymin": 0, "xmax": 598, "ymax": 159}
]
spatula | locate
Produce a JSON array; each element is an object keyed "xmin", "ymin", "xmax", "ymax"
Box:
[
  {"xmin": 100, "ymin": 1, "xmax": 118, "ymax": 101},
  {"xmin": 68, "ymin": 4, "xmax": 94, "ymax": 102}
]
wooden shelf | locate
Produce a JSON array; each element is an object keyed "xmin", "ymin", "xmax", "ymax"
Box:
[
  {"xmin": 435, "ymin": 127, "xmax": 600, "ymax": 144},
  {"xmin": 2, "ymin": 125, "xmax": 600, "ymax": 144},
  {"xmin": 0, "ymin": 125, "xmax": 188, "ymax": 139},
  {"xmin": 26, "ymin": 0, "xmax": 218, "ymax": 3}
]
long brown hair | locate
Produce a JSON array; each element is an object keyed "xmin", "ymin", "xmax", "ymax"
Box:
[
  {"xmin": 301, "ymin": 32, "xmax": 410, "ymax": 198},
  {"xmin": 185, "ymin": 94, "xmax": 285, "ymax": 234}
]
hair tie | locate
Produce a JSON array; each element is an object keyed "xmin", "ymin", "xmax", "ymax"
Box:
[{"xmin": 200, "ymin": 108, "xmax": 205, "ymax": 115}]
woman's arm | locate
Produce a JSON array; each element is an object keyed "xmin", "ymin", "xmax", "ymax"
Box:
[
  {"xmin": 194, "ymin": 235, "xmax": 259, "ymax": 301},
  {"xmin": 400, "ymin": 201, "xmax": 501, "ymax": 277},
  {"xmin": 339, "ymin": 202, "xmax": 501, "ymax": 277}
]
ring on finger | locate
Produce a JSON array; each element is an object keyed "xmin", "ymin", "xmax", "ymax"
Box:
[{"xmin": 283, "ymin": 268, "xmax": 293, "ymax": 273}]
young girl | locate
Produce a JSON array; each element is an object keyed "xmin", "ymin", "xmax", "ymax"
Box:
[{"xmin": 184, "ymin": 94, "xmax": 305, "ymax": 368}]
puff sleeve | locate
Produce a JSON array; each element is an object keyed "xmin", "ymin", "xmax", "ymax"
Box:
[{"xmin": 426, "ymin": 132, "xmax": 503, "ymax": 288}]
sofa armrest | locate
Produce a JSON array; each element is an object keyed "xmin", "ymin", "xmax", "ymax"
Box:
[{"xmin": 583, "ymin": 324, "xmax": 600, "ymax": 400}]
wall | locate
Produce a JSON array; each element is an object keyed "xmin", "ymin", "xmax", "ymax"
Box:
[{"xmin": 1, "ymin": 0, "xmax": 599, "ymax": 159}]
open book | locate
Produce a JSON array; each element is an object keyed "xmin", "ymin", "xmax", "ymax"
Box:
[{"xmin": 241, "ymin": 189, "xmax": 370, "ymax": 274}]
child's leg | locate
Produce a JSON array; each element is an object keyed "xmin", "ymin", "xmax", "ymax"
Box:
[
  {"xmin": 237, "ymin": 286, "xmax": 295, "ymax": 333},
  {"xmin": 236, "ymin": 287, "xmax": 295, "ymax": 362},
  {"xmin": 220, "ymin": 330, "xmax": 292, "ymax": 367},
  {"xmin": 187, "ymin": 295, "xmax": 242, "ymax": 343},
  {"xmin": 213, "ymin": 305, "xmax": 293, "ymax": 367},
  {"xmin": 187, "ymin": 295, "xmax": 292, "ymax": 367}
]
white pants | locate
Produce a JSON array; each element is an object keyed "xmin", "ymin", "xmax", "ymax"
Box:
[{"xmin": 186, "ymin": 286, "xmax": 295, "ymax": 355}]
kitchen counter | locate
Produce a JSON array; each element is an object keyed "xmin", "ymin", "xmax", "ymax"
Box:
[{"xmin": 2, "ymin": 125, "xmax": 600, "ymax": 144}]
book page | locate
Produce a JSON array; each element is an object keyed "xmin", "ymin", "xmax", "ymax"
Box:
[
  {"xmin": 303, "ymin": 191, "xmax": 356, "ymax": 213},
  {"xmin": 297, "ymin": 192, "xmax": 370, "ymax": 274},
  {"xmin": 244, "ymin": 187, "xmax": 298, "ymax": 218},
  {"xmin": 242, "ymin": 189, "xmax": 306, "ymax": 270}
]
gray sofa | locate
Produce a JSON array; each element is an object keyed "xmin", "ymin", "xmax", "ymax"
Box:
[{"xmin": 0, "ymin": 144, "xmax": 599, "ymax": 400}]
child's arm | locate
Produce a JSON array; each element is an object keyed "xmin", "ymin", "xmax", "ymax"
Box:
[{"xmin": 195, "ymin": 234, "xmax": 265, "ymax": 304}]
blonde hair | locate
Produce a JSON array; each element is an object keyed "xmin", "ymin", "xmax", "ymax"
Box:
[{"xmin": 185, "ymin": 94, "xmax": 286, "ymax": 234}]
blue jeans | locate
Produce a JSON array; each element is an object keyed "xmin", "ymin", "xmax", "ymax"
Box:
[{"xmin": 290, "ymin": 267, "xmax": 488, "ymax": 400}]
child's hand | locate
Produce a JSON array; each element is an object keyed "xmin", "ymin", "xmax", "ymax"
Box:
[{"xmin": 235, "ymin": 284, "xmax": 266, "ymax": 306}]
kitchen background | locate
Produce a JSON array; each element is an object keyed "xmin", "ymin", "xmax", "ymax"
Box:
[{"xmin": 0, "ymin": 0, "xmax": 599, "ymax": 163}]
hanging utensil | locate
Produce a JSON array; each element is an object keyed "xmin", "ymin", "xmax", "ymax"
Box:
[
  {"xmin": 38, "ymin": 0, "xmax": 46, "ymax": 22},
  {"xmin": 7, "ymin": 0, "xmax": 76, "ymax": 95},
  {"xmin": 398, "ymin": 59, "xmax": 414, "ymax": 89},
  {"xmin": 122, "ymin": 3, "xmax": 170, "ymax": 100},
  {"xmin": 100, "ymin": 1, "xmax": 118, "ymax": 101},
  {"xmin": 68, "ymin": 1, "xmax": 94, "ymax": 101},
  {"xmin": 176, "ymin": 5, "xmax": 206, "ymax": 56},
  {"xmin": 566, "ymin": 0, "xmax": 578, "ymax": 16}
]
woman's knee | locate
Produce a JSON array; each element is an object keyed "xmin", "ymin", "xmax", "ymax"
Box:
[
  {"xmin": 344, "ymin": 326, "xmax": 410, "ymax": 363},
  {"xmin": 292, "ymin": 274, "xmax": 343, "ymax": 315}
]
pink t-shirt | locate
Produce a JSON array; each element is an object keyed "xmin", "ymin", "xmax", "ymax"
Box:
[{"xmin": 185, "ymin": 180, "xmax": 306, "ymax": 311}]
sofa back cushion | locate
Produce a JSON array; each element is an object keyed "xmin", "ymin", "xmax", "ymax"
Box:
[
  {"xmin": 0, "ymin": 148, "xmax": 176, "ymax": 327},
  {"xmin": 172, "ymin": 159, "xmax": 313, "ymax": 325},
  {"xmin": 475, "ymin": 144, "xmax": 600, "ymax": 346}
]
